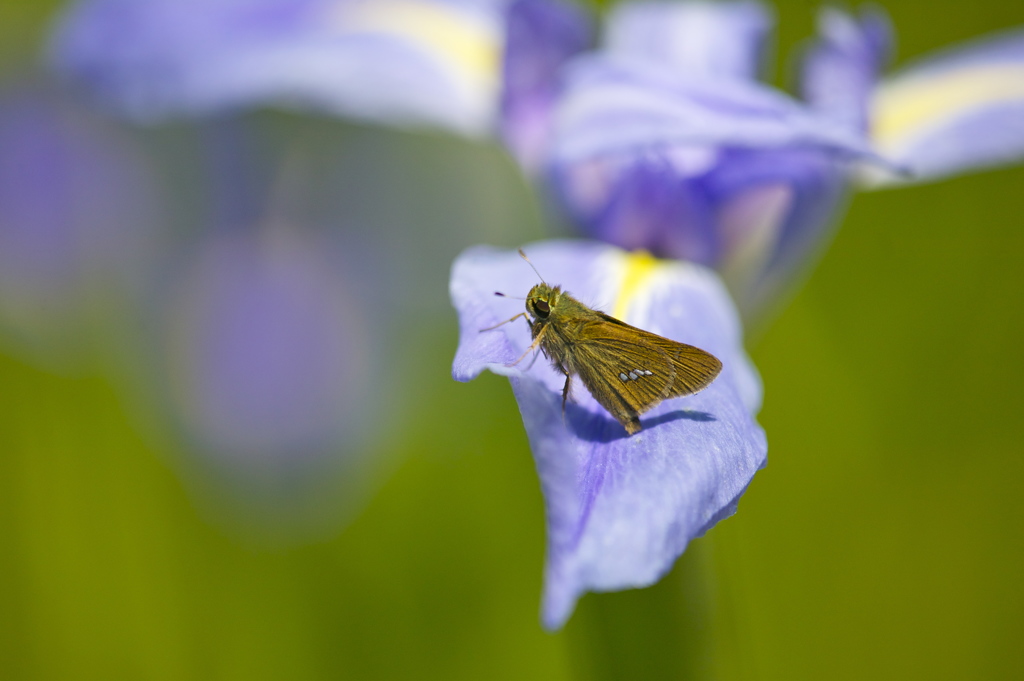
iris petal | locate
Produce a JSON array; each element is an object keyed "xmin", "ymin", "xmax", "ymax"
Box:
[
  {"xmin": 551, "ymin": 55, "xmax": 884, "ymax": 164},
  {"xmin": 865, "ymin": 26, "xmax": 1024, "ymax": 185},
  {"xmin": 49, "ymin": 0, "xmax": 509, "ymax": 134},
  {"xmin": 800, "ymin": 6, "xmax": 892, "ymax": 132},
  {"xmin": 605, "ymin": 0, "xmax": 773, "ymax": 81}
]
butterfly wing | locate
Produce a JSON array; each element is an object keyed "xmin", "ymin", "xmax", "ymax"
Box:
[{"xmin": 570, "ymin": 315, "xmax": 722, "ymax": 434}]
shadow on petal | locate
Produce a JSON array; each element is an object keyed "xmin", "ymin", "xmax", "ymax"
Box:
[{"xmin": 567, "ymin": 402, "xmax": 717, "ymax": 443}]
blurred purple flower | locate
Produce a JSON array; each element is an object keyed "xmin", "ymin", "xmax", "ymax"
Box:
[
  {"xmin": 800, "ymin": 6, "xmax": 892, "ymax": 134},
  {"xmin": 540, "ymin": 1, "xmax": 870, "ymax": 319},
  {"xmin": 49, "ymin": 0, "xmax": 512, "ymax": 134},
  {"xmin": 451, "ymin": 240, "xmax": 766, "ymax": 628},
  {"xmin": 538, "ymin": 2, "xmax": 1024, "ymax": 319},
  {"xmin": 500, "ymin": 0, "xmax": 592, "ymax": 171},
  {"xmin": 0, "ymin": 82, "xmax": 160, "ymax": 366},
  {"xmin": 848, "ymin": 14, "xmax": 1024, "ymax": 185},
  {"xmin": 158, "ymin": 228, "xmax": 377, "ymax": 499}
]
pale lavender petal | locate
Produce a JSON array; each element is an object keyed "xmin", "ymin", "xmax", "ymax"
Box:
[
  {"xmin": 451, "ymin": 240, "xmax": 766, "ymax": 629},
  {"xmin": 49, "ymin": 0, "xmax": 509, "ymax": 134},
  {"xmin": 605, "ymin": 0, "xmax": 773, "ymax": 81},
  {"xmin": 551, "ymin": 56, "xmax": 886, "ymax": 163},
  {"xmin": 865, "ymin": 26, "xmax": 1024, "ymax": 185},
  {"xmin": 800, "ymin": 6, "xmax": 892, "ymax": 132},
  {"xmin": 500, "ymin": 0, "xmax": 592, "ymax": 171}
]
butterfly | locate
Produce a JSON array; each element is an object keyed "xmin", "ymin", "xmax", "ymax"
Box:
[{"xmin": 484, "ymin": 251, "xmax": 722, "ymax": 435}]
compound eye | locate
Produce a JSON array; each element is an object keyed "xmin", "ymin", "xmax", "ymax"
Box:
[{"xmin": 533, "ymin": 299, "xmax": 550, "ymax": 317}]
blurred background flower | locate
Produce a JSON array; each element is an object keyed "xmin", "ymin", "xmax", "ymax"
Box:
[
  {"xmin": 537, "ymin": 1, "xmax": 1024, "ymax": 323},
  {"xmin": 37, "ymin": 0, "xmax": 538, "ymax": 535},
  {"xmin": 0, "ymin": 80, "xmax": 161, "ymax": 369},
  {"xmin": 1, "ymin": 0, "xmax": 1023, "ymax": 679},
  {"xmin": 142, "ymin": 225, "xmax": 388, "ymax": 536},
  {"xmin": 49, "ymin": 0, "xmax": 510, "ymax": 133},
  {"xmin": 499, "ymin": 0, "xmax": 592, "ymax": 170}
]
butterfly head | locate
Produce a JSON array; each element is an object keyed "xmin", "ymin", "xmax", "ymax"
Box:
[{"xmin": 526, "ymin": 283, "xmax": 561, "ymax": 321}]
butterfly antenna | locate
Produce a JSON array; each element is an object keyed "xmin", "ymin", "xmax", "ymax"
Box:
[
  {"xmin": 518, "ymin": 248, "xmax": 547, "ymax": 284},
  {"xmin": 494, "ymin": 291, "xmax": 526, "ymax": 300}
]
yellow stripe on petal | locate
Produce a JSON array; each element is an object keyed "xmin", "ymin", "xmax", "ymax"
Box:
[
  {"xmin": 612, "ymin": 250, "xmax": 660, "ymax": 321},
  {"xmin": 333, "ymin": 1, "xmax": 502, "ymax": 104},
  {"xmin": 872, "ymin": 64, "xmax": 1024, "ymax": 154}
]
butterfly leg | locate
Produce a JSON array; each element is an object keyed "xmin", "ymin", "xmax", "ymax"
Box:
[
  {"xmin": 479, "ymin": 312, "xmax": 527, "ymax": 332},
  {"xmin": 561, "ymin": 371, "xmax": 572, "ymax": 420},
  {"xmin": 507, "ymin": 324, "xmax": 548, "ymax": 367}
]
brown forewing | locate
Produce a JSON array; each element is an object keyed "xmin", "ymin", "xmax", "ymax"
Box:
[{"xmin": 570, "ymin": 314, "xmax": 722, "ymax": 433}]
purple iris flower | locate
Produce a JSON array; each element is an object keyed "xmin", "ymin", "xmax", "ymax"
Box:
[
  {"xmin": 451, "ymin": 240, "xmax": 766, "ymax": 628},
  {"xmin": 49, "ymin": 0, "xmax": 513, "ymax": 134},
  {"xmin": 541, "ymin": 2, "xmax": 1024, "ymax": 319}
]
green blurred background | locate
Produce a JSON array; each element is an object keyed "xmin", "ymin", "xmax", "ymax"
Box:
[{"xmin": 1, "ymin": 1, "xmax": 1023, "ymax": 679}]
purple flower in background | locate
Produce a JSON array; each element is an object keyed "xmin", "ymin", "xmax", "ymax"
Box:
[
  {"xmin": 0, "ymin": 77, "xmax": 396, "ymax": 530},
  {"xmin": 500, "ymin": 0, "xmax": 592, "ymax": 171},
  {"xmin": 451, "ymin": 240, "xmax": 766, "ymax": 628},
  {"xmin": 538, "ymin": 2, "xmax": 1024, "ymax": 319},
  {"xmin": 47, "ymin": 0, "xmax": 1024, "ymax": 322},
  {"xmin": 540, "ymin": 1, "xmax": 870, "ymax": 319},
  {"xmin": 157, "ymin": 228, "xmax": 378, "ymax": 504},
  {"xmin": 49, "ymin": 0, "xmax": 512, "ymax": 134},
  {"xmin": 800, "ymin": 6, "xmax": 892, "ymax": 135},
  {"xmin": 0, "ymin": 82, "xmax": 159, "ymax": 367},
  {"xmin": 841, "ymin": 12, "xmax": 1024, "ymax": 185}
]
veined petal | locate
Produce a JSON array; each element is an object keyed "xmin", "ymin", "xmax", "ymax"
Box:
[
  {"xmin": 551, "ymin": 56, "xmax": 885, "ymax": 163},
  {"xmin": 49, "ymin": 0, "xmax": 509, "ymax": 134},
  {"xmin": 800, "ymin": 6, "xmax": 892, "ymax": 132},
  {"xmin": 605, "ymin": 0, "xmax": 773, "ymax": 81},
  {"xmin": 864, "ymin": 26, "xmax": 1024, "ymax": 186},
  {"xmin": 451, "ymin": 240, "xmax": 766, "ymax": 629}
]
